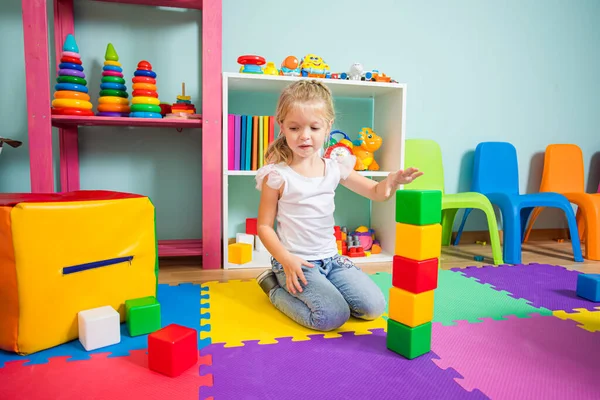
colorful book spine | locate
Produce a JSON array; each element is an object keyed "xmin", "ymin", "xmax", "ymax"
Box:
[
  {"xmin": 386, "ymin": 189, "xmax": 442, "ymax": 359},
  {"xmin": 227, "ymin": 114, "xmax": 276, "ymax": 171}
]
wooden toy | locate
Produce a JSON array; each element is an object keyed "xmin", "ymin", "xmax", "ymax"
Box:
[
  {"xmin": 78, "ymin": 305, "xmax": 121, "ymax": 351},
  {"xmin": 170, "ymin": 82, "xmax": 197, "ymax": 115},
  {"xmin": 148, "ymin": 324, "xmax": 198, "ymax": 377},
  {"xmin": 125, "ymin": 296, "xmax": 161, "ymax": 337},
  {"xmin": 129, "ymin": 61, "xmax": 162, "ymax": 119},
  {"xmin": 387, "ymin": 189, "xmax": 442, "ymax": 359},
  {"xmin": 576, "ymin": 274, "xmax": 600, "ymax": 302},
  {"xmin": 51, "ymin": 34, "xmax": 94, "ymax": 116}
]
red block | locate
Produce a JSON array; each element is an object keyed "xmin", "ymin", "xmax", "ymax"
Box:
[
  {"xmin": 246, "ymin": 218, "xmax": 258, "ymax": 235},
  {"xmin": 392, "ymin": 255, "xmax": 438, "ymax": 294},
  {"xmin": 148, "ymin": 324, "xmax": 198, "ymax": 377}
]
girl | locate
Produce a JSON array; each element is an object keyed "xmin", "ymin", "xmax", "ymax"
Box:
[{"xmin": 255, "ymin": 79, "xmax": 423, "ymax": 331}]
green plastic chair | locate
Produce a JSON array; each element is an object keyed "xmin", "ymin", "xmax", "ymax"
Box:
[{"xmin": 402, "ymin": 139, "xmax": 503, "ymax": 265}]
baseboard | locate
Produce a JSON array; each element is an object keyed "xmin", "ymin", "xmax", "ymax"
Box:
[{"xmin": 452, "ymin": 228, "xmax": 569, "ymax": 244}]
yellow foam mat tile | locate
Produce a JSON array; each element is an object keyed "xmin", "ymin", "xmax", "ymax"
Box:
[
  {"xmin": 201, "ymin": 279, "xmax": 387, "ymax": 347},
  {"xmin": 553, "ymin": 307, "xmax": 600, "ymax": 333}
]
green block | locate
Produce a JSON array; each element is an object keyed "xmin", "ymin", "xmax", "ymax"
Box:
[
  {"xmin": 386, "ymin": 319, "xmax": 431, "ymax": 359},
  {"xmin": 395, "ymin": 190, "xmax": 442, "ymax": 225},
  {"xmin": 125, "ymin": 296, "xmax": 161, "ymax": 336}
]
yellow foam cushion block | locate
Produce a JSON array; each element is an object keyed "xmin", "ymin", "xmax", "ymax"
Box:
[
  {"xmin": 553, "ymin": 308, "xmax": 600, "ymax": 333},
  {"xmin": 228, "ymin": 243, "xmax": 253, "ymax": 264},
  {"xmin": 395, "ymin": 222, "xmax": 442, "ymax": 261},
  {"xmin": 202, "ymin": 279, "xmax": 387, "ymax": 347},
  {"xmin": 388, "ymin": 286, "xmax": 434, "ymax": 327},
  {"xmin": 3, "ymin": 196, "xmax": 157, "ymax": 355}
]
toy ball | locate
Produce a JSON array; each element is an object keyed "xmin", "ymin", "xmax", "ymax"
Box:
[{"xmin": 281, "ymin": 56, "xmax": 299, "ymax": 70}]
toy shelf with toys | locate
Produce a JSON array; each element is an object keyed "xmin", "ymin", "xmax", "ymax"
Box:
[{"xmin": 222, "ymin": 57, "xmax": 406, "ymax": 269}]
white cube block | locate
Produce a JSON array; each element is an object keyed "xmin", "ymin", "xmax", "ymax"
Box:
[
  {"xmin": 236, "ymin": 233, "xmax": 254, "ymax": 246},
  {"xmin": 78, "ymin": 305, "xmax": 121, "ymax": 351},
  {"xmin": 255, "ymin": 235, "xmax": 267, "ymax": 252}
]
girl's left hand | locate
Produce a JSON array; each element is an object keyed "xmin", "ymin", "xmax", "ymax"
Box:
[{"xmin": 384, "ymin": 167, "xmax": 423, "ymax": 197}]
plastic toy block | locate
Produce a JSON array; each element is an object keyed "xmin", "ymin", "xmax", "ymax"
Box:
[
  {"xmin": 228, "ymin": 242, "xmax": 253, "ymax": 264},
  {"xmin": 392, "ymin": 255, "xmax": 438, "ymax": 294},
  {"xmin": 388, "ymin": 286, "xmax": 434, "ymax": 327},
  {"xmin": 255, "ymin": 235, "xmax": 267, "ymax": 252},
  {"xmin": 246, "ymin": 218, "xmax": 258, "ymax": 235},
  {"xmin": 576, "ymin": 274, "xmax": 600, "ymax": 302},
  {"xmin": 395, "ymin": 190, "xmax": 442, "ymax": 226},
  {"xmin": 395, "ymin": 222, "xmax": 442, "ymax": 261},
  {"xmin": 236, "ymin": 232, "xmax": 254, "ymax": 246},
  {"xmin": 125, "ymin": 296, "xmax": 161, "ymax": 337},
  {"xmin": 148, "ymin": 323, "xmax": 198, "ymax": 377},
  {"xmin": 78, "ymin": 306, "xmax": 121, "ymax": 351},
  {"xmin": 386, "ymin": 319, "xmax": 431, "ymax": 359}
]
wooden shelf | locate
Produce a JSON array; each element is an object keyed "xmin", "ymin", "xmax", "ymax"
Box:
[
  {"xmin": 92, "ymin": 0, "xmax": 203, "ymax": 9},
  {"xmin": 158, "ymin": 239, "xmax": 203, "ymax": 257},
  {"xmin": 51, "ymin": 115, "xmax": 202, "ymax": 129}
]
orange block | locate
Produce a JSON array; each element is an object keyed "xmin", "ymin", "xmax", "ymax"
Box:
[
  {"xmin": 394, "ymin": 222, "xmax": 442, "ymax": 261},
  {"xmin": 388, "ymin": 286, "xmax": 434, "ymax": 327},
  {"xmin": 228, "ymin": 243, "xmax": 253, "ymax": 264}
]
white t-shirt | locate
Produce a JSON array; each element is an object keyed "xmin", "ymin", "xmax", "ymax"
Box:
[{"xmin": 255, "ymin": 157, "xmax": 354, "ymax": 261}]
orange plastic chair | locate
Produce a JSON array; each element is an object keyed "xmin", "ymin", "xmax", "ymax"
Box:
[{"xmin": 523, "ymin": 144, "xmax": 600, "ymax": 260}]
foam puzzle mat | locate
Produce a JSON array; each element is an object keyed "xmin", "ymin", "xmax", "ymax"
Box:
[{"xmin": 1, "ymin": 263, "xmax": 600, "ymax": 399}]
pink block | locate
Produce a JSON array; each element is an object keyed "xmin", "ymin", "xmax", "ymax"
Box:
[{"xmin": 431, "ymin": 315, "xmax": 600, "ymax": 399}]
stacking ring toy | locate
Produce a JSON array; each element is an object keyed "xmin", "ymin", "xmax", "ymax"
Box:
[
  {"xmin": 52, "ymin": 98, "xmax": 93, "ymax": 110},
  {"xmin": 54, "ymin": 90, "xmax": 90, "ymax": 101},
  {"xmin": 58, "ymin": 69, "xmax": 85, "ymax": 78},
  {"xmin": 57, "ymin": 76, "xmax": 87, "ymax": 85},
  {"xmin": 130, "ymin": 104, "xmax": 161, "ymax": 113},
  {"xmin": 58, "ymin": 62, "xmax": 83, "ymax": 71},
  {"xmin": 62, "ymin": 51, "xmax": 80, "ymax": 59},
  {"xmin": 100, "ymin": 82, "xmax": 127, "ymax": 91},
  {"xmin": 131, "ymin": 96, "xmax": 160, "ymax": 105},
  {"xmin": 98, "ymin": 96, "xmax": 129, "ymax": 105},
  {"xmin": 130, "ymin": 111, "xmax": 162, "ymax": 119},
  {"xmin": 97, "ymin": 112, "xmax": 130, "ymax": 117},
  {"xmin": 132, "ymin": 76, "xmax": 156, "ymax": 84},
  {"xmin": 51, "ymin": 108, "xmax": 94, "ymax": 116},
  {"xmin": 55, "ymin": 83, "xmax": 89, "ymax": 93},
  {"xmin": 61, "ymin": 56, "xmax": 82, "ymax": 65},
  {"xmin": 103, "ymin": 60, "xmax": 122, "ymax": 67},
  {"xmin": 100, "ymin": 89, "xmax": 128, "ymax": 98},
  {"xmin": 132, "ymin": 83, "xmax": 157, "ymax": 91},
  {"xmin": 102, "ymin": 65, "xmax": 123, "ymax": 73},
  {"xmin": 132, "ymin": 89, "xmax": 158, "ymax": 98},
  {"xmin": 102, "ymin": 70, "xmax": 123, "ymax": 77},
  {"xmin": 101, "ymin": 76, "xmax": 126, "ymax": 85},
  {"xmin": 98, "ymin": 103, "xmax": 130, "ymax": 113},
  {"xmin": 134, "ymin": 69, "xmax": 157, "ymax": 78}
]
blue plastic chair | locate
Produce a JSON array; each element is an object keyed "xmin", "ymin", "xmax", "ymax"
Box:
[{"xmin": 454, "ymin": 142, "xmax": 583, "ymax": 265}]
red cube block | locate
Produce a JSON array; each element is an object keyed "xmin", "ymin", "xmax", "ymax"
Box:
[
  {"xmin": 246, "ymin": 218, "xmax": 258, "ymax": 235},
  {"xmin": 148, "ymin": 324, "xmax": 198, "ymax": 377},
  {"xmin": 392, "ymin": 255, "xmax": 438, "ymax": 294}
]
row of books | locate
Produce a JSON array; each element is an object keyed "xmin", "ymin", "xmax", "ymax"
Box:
[{"xmin": 227, "ymin": 114, "xmax": 276, "ymax": 171}]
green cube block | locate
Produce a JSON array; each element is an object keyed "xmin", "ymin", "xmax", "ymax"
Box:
[
  {"xmin": 386, "ymin": 318, "xmax": 431, "ymax": 359},
  {"xmin": 395, "ymin": 190, "xmax": 442, "ymax": 225},
  {"xmin": 125, "ymin": 296, "xmax": 161, "ymax": 336}
]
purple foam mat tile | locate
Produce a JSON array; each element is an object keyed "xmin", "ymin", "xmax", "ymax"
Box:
[
  {"xmin": 199, "ymin": 329, "xmax": 490, "ymax": 400},
  {"xmin": 451, "ymin": 263, "xmax": 598, "ymax": 311},
  {"xmin": 431, "ymin": 314, "xmax": 600, "ymax": 400}
]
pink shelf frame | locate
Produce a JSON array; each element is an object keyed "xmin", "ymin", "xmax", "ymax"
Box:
[{"xmin": 21, "ymin": 0, "xmax": 222, "ymax": 268}]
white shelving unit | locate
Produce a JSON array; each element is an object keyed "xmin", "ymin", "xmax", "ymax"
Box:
[{"xmin": 222, "ymin": 72, "xmax": 407, "ymax": 270}]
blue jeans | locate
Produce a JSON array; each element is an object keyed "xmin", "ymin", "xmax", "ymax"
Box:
[{"xmin": 269, "ymin": 254, "xmax": 386, "ymax": 331}]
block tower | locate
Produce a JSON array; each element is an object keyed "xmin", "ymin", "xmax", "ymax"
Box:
[
  {"xmin": 386, "ymin": 189, "xmax": 442, "ymax": 359},
  {"xmin": 130, "ymin": 60, "xmax": 162, "ymax": 119},
  {"xmin": 96, "ymin": 43, "xmax": 130, "ymax": 117}
]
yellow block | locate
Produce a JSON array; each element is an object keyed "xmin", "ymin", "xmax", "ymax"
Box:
[
  {"xmin": 388, "ymin": 286, "xmax": 434, "ymax": 327},
  {"xmin": 395, "ymin": 222, "xmax": 442, "ymax": 261},
  {"xmin": 10, "ymin": 197, "xmax": 157, "ymax": 355},
  {"xmin": 228, "ymin": 243, "xmax": 253, "ymax": 264}
]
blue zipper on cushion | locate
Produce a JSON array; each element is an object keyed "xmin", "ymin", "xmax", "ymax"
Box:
[{"xmin": 62, "ymin": 256, "xmax": 134, "ymax": 275}]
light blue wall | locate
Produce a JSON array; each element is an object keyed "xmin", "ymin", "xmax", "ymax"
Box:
[{"xmin": 2, "ymin": 0, "xmax": 600, "ymax": 237}]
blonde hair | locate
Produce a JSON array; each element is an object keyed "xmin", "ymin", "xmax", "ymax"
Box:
[{"xmin": 265, "ymin": 79, "xmax": 335, "ymax": 165}]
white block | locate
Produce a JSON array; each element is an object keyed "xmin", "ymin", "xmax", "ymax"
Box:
[
  {"xmin": 255, "ymin": 235, "xmax": 267, "ymax": 252},
  {"xmin": 78, "ymin": 305, "xmax": 121, "ymax": 351},
  {"xmin": 236, "ymin": 233, "xmax": 254, "ymax": 246}
]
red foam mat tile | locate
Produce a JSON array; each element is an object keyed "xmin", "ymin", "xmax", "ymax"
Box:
[{"xmin": 0, "ymin": 349, "xmax": 213, "ymax": 400}]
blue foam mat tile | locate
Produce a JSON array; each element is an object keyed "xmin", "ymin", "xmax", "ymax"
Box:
[{"xmin": 0, "ymin": 283, "xmax": 210, "ymax": 367}]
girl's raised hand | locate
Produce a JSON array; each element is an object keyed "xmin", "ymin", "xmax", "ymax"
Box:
[
  {"xmin": 281, "ymin": 254, "xmax": 314, "ymax": 295},
  {"xmin": 384, "ymin": 167, "xmax": 424, "ymax": 197}
]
